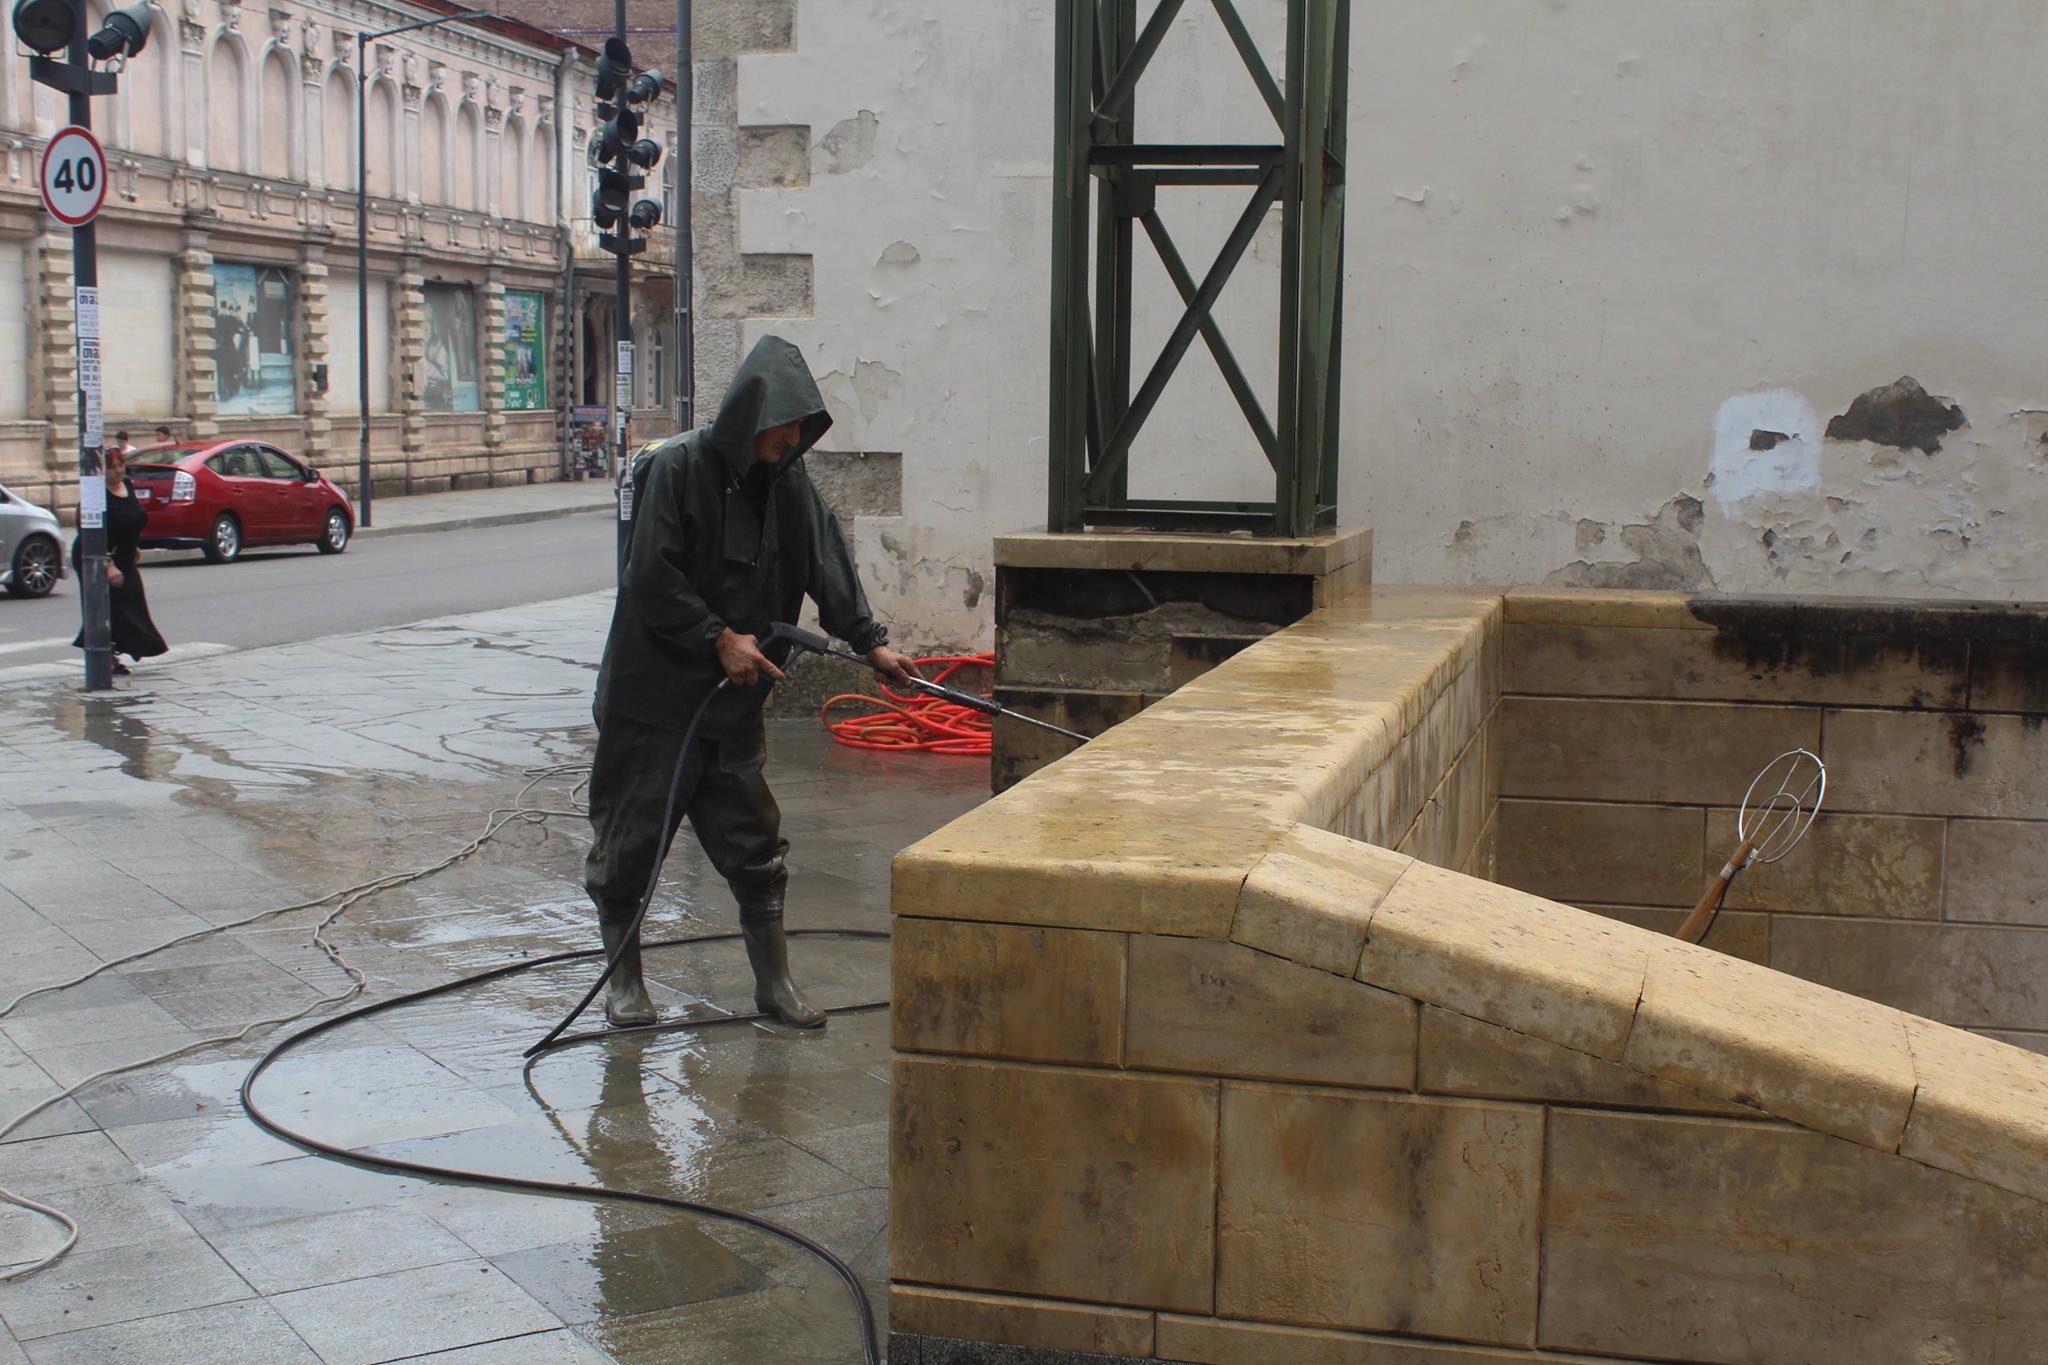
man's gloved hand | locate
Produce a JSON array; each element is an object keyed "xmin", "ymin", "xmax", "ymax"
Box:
[
  {"xmin": 868, "ymin": 645, "xmax": 921, "ymax": 686},
  {"xmin": 716, "ymin": 629, "xmax": 786, "ymax": 687}
]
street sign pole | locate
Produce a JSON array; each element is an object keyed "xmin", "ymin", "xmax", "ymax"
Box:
[{"xmin": 64, "ymin": 7, "xmax": 110, "ymax": 692}]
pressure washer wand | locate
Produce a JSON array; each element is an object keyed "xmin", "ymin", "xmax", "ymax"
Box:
[{"xmin": 766, "ymin": 623, "xmax": 1089, "ymax": 745}]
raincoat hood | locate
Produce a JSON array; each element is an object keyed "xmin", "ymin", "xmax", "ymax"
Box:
[{"xmin": 704, "ymin": 336, "xmax": 832, "ymax": 478}]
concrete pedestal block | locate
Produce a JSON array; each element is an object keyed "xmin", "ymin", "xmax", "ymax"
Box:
[{"xmin": 990, "ymin": 526, "xmax": 1371, "ymax": 791}]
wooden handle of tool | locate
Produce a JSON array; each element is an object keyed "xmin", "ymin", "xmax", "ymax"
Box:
[{"xmin": 1677, "ymin": 837, "xmax": 1755, "ymax": 945}]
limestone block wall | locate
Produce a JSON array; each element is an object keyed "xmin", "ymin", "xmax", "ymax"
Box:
[
  {"xmin": 889, "ymin": 584, "xmax": 2048, "ymax": 1364},
  {"xmin": 1496, "ymin": 589, "xmax": 2048, "ymax": 1054}
]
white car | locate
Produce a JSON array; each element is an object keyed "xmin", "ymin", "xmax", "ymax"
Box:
[{"xmin": 0, "ymin": 481, "xmax": 64, "ymax": 599}]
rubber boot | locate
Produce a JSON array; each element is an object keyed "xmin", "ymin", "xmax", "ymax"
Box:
[
  {"xmin": 600, "ymin": 916, "xmax": 657, "ymax": 1027},
  {"xmin": 739, "ymin": 889, "xmax": 825, "ymax": 1028}
]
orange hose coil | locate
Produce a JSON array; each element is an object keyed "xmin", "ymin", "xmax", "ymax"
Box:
[{"xmin": 821, "ymin": 653, "xmax": 996, "ymax": 756}]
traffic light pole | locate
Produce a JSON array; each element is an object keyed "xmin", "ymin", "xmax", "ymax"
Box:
[
  {"xmin": 674, "ymin": 0, "xmax": 692, "ymax": 435},
  {"xmin": 612, "ymin": 0, "xmax": 634, "ymax": 576},
  {"xmin": 67, "ymin": 1, "xmax": 110, "ymax": 691}
]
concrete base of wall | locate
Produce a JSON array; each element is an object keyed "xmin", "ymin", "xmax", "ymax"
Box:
[{"xmin": 989, "ymin": 526, "xmax": 1372, "ymax": 790}]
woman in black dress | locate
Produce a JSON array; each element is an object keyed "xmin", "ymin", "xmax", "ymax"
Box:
[{"xmin": 72, "ymin": 448, "xmax": 169, "ymax": 675}]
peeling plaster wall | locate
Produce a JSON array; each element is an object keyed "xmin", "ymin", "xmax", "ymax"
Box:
[
  {"xmin": 1362, "ymin": 0, "xmax": 2048, "ymax": 599},
  {"xmin": 735, "ymin": 4, "xmax": 1052, "ymax": 649},
  {"xmin": 738, "ymin": 0, "xmax": 2048, "ymax": 650}
]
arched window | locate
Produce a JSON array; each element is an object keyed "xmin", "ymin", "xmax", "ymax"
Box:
[
  {"xmin": 325, "ymin": 69, "xmax": 355, "ymax": 189},
  {"xmin": 421, "ymin": 94, "xmax": 449, "ymax": 204},
  {"xmin": 365, "ymin": 81, "xmax": 396, "ymax": 197},
  {"xmin": 532, "ymin": 124, "xmax": 555, "ymax": 221},
  {"xmin": 208, "ymin": 36, "xmax": 250, "ymax": 173},
  {"xmin": 260, "ymin": 50, "xmax": 294, "ymax": 179},
  {"xmin": 501, "ymin": 117, "xmax": 526, "ymax": 220},
  {"xmin": 455, "ymin": 103, "xmax": 481, "ymax": 210}
]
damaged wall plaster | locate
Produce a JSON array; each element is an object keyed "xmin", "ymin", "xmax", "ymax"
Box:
[
  {"xmin": 727, "ymin": 0, "xmax": 2048, "ymax": 655},
  {"xmin": 1825, "ymin": 377, "xmax": 1968, "ymax": 456}
]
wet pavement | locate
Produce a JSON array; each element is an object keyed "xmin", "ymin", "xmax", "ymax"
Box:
[{"xmin": 0, "ymin": 593, "xmax": 988, "ymax": 1362}]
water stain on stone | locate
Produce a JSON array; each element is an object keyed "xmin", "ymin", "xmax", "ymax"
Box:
[{"xmin": 1949, "ymin": 713, "xmax": 1987, "ymax": 777}]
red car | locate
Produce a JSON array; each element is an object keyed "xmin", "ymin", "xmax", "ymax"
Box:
[{"xmin": 128, "ymin": 441, "xmax": 354, "ymax": 563}]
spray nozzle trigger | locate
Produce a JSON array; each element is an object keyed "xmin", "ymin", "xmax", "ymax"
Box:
[{"xmin": 765, "ymin": 622, "xmax": 835, "ymax": 657}]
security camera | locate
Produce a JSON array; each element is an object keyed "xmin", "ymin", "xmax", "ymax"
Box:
[{"xmin": 87, "ymin": 1, "xmax": 150, "ymax": 60}]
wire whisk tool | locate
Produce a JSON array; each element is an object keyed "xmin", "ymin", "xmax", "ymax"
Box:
[{"xmin": 1676, "ymin": 748, "xmax": 1827, "ymax": 945}]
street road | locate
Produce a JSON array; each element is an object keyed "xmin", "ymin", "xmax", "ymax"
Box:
[{"xmin": 0, "ymin": 511, "xmax": 619, "ymax": 673}]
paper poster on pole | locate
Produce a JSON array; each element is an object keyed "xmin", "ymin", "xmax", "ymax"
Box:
[
  {"xmin": 76, "ymin": 285, "xmax": 103, "ymax": 448},
  {"xmin": 79, "ymin": 473, "xmax": 105, "ymax": 530}
]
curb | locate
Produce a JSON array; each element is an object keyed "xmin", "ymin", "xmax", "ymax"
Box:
[{"xmin": 355, "ymin": 500, "xmax": 614, "ymax": 540}]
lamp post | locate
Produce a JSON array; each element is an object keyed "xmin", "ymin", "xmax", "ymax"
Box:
[{"xmin": 355, "ymin": 10, "xmax": 493, "ymax": 528}]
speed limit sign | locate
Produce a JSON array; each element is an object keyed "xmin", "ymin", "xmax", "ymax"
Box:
[{"xmin": 40, "ymin": 126, "xmax": 107, "ymax": 227}]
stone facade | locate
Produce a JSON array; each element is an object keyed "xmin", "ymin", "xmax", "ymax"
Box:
[
  {"xmin": 889, "ymin": 584, "xmax": 2048, "ymax": 1362},
  {"xmin": 1, "ymin": 0, "xmax": 681, "ymax": 514}
]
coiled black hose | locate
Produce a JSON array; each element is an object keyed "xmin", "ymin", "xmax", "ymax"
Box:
[{"xmin": 242, "ymin": 660, "xmax": 889, "ymax": 1364}]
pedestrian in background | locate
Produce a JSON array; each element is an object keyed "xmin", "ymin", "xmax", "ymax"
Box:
[
  {"xmin": 72, "ymin": 446, "xmax": 168, "ymax": 677},
  {"xmin": 152, "ymin": 425, "xmax": 172, "ymax": 446},
  {"xmin": 113, "ymin": 430, "xmax": 134, "ymax": 456}
]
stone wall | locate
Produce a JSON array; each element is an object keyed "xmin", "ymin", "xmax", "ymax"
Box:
[
  {"xmin": 888, "ymin": 584, "xmax": 2048, "ymax": 1364},
  {"xmin": 1496, "ymin": 589, "xmax": 2048, "ymax": 1055}
]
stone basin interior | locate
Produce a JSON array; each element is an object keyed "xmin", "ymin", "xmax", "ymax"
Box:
[
  {"xmin": 1495, "ymin": 592, "xmax": 2048, "ymax": 1053},
  {"xmin": 884, "ymin": 584, "xmax": 2048, "ymax": 1365}
]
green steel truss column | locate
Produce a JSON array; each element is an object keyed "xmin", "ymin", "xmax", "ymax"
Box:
[{"xmin": 1046, "ymin": 0, "xmax": 1347, "ymax": 537}]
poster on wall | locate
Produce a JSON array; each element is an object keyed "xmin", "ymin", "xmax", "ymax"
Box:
[
  {"xmin": 503, "ymin": 290, "xmax": 547, "ymax": 410},
  {"xmin": 211, "ymin": 263, "xmax": 295, "ymax": 415},
  {"xmin": 422, "ymin": 284, "xmax": 481, "ymax": 412}
]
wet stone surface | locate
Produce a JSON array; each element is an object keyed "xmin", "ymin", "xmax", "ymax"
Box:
[{"xmin": 0, "ymin": 591, "xmax": 987, "ymax": 1362}]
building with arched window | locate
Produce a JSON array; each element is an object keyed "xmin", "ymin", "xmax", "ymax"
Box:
[{"xmin": 0, "ymin": 0, "xmax": 678, "ymax": 511}]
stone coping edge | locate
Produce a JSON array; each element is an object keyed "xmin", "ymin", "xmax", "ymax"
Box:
[
  {"xmin": 1231, "ymin": 821, "xmax": 2048, "ymax": 1210},
  {"xmin": 893, "ymin": 586, "xmax": 1502, "ymax": 937}
]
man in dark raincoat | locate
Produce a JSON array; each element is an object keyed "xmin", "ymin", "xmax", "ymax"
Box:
[{"xmin": 586, "ymin": 335, "xmax": 917, "ymax": 1028}]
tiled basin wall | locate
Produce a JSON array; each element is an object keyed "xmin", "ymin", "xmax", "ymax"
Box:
[{"xmin": 1495, "ymin": 591, "xmax": 2048, "ymax": 1054}]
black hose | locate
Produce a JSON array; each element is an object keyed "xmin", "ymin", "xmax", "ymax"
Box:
[
  {"xmin": 242, "ymin": 658, "xmax": 891, "ymax": 1364},
  {"xmin": 240, "ymin": 930, "xmax": 889, "ymax": 1364}
]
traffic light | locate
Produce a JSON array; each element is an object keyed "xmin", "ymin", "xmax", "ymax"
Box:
[
  {"xmin": 594, "ymin": 103, "xmax": 640, "ymax": 163},
  {"xmin": 589, "ymin": 39, "xmax": 665, "ymax": 260},
  {"xmin": 594, "ymin": 37, "xmax": 632, "ymax": 102},
  {"xmin": 625, "ymin": 69, "xmax": 664, "ymax": 104},
  {"xmin": 12, "ymin": 0, "xmax": 147, "ymax": 58},
  {"xmin": 592, "ymin": 165, "xmax": 631, "ymax": 230},
  {"xmin": 11, "ymin": 0, "xmax": 72, "ymax": 54}
]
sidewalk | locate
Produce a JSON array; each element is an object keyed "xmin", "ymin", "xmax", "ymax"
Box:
[
  {"xmin": 353, "ymin": 479, "xmax": 618, "ymax": 539},
  {"xmin": 0, "ymin": 592, "xmax": 986, "ymax": 1363}
]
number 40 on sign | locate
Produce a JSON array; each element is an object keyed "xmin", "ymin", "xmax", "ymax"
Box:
[{"xmin": 40, "ymin": 126, "xmax": 107, "ymax": 227}]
